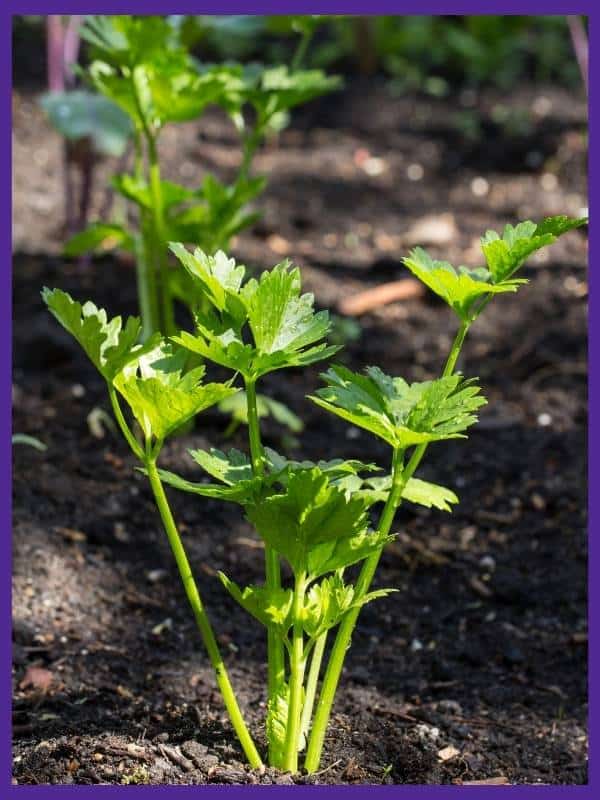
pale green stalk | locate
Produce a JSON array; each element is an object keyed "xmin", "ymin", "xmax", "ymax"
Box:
[
  {"xmin": 299, "ymin": 631, "xmax": 327, "ymax": 742},
  {"xmin": 305, "ymin": 320, "xmax": 471, "ymax": 772},
  {"xmin": 291, "ymin": 27, "xmax": 314, "ymax": 72},
  {"xmin": 244, "ymin": 376, "xmax": 286, "ymax": 762},
  {"xmin": 107, "ymin": 387, "xmax": 262, "ymax": 768},
  {"xmin": 147, "ymin": 134, "xmax": 175, "ymax": 336},
  {"xmin": 282, "ymin": 570, "xmax": 308, "ymax": 772},
  {"xmin": 146, "ymin": 459, "xmax": 263, "ymax": 769}
]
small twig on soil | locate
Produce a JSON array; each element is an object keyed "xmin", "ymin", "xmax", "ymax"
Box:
[
  {"xmin": 461, "ymin": 776, "xmax": 510, "ymax": 785},
  {"xmin": 310, "ymin": 758, "xmax": 343, "ymax": 777},
  {"xmin": 372, "ymin": 706, "xmax": 420, "ymax": 724},
  {"xmin": 338, "ymin": 279, "xmax": 424, "ymax": 316},
  {"xmin": 158, "ymin": 743, "xmax": 194, "ymax": 772}
]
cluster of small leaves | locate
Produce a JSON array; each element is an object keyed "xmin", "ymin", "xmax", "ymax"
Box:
[
  {"xmin": 171, "ymin": 247, "xmax": 341, "ymax": 380},
  {"xmin": 42, "ymin": 288, "xmax": 235, "ymax": 448},
  {"xmin": 159, "ymin": 440, "xmax": 456, "ymax": 642},
  {"xmin": 114, "ymin": 343, "xmax": 236, "ymax": 442},
  {"xmin": 310, "ymin": 364, "xmax": 486, "ymax": 450},
  {"xmin": 403, "ymin": 215, "xmax": 587, "ymax": 321},
  {"xmin": 43, "ymin": 288, "xmax": 145, "ymax": 381},
  {"xmin": 218, "ymin": 571, "xmax": 394, "ymax": 642},
  {"xmin": 67, "ymin": 174, "xmax": 267, "ymax": 261},
  {"xmin": 219, "ymin": 63, "xmax": 341, "ymax": 131},
  {"xmin": 81, "ymin": 15, "xmax": 228, "ymax": 132},
  {"xmin": 159, "ymin": 443, "xmax": 458, "ymax": 511}
]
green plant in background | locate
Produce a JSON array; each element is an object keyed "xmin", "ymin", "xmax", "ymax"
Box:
[
  {"xmin": 311, "ymin": 15, "xmax": 580, "ymax": 92},
  {"xmin": 43, "ymin": 214, "xmax": 586, "ymax": 773},
  {"xmin": 64, "ymin": 14, "xmax": 339, "ymax": 341},
  {"xmin": 168, "ymin": 15, "xmax": 581, "ymax": 93}
]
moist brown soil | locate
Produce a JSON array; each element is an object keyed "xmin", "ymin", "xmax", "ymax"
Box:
[{"xmin": 12, "ymin": 78, "xmax": 588, "ymax": 785}]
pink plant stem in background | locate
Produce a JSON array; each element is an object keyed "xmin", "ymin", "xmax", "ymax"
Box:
[
  {"xmin": 47, "ymin": 16, "xmax": 75, "ymax": 234},
  {"xmin": 63, "ymin": 16, "xmax": 83, "ymax": 88},
  {"xmin": 46, "ymin": 16, "xmax": 65, "ymax": 92},
  {"xmin": 567, "ymin": 15, "xmax": 588, "ymax": 96}
]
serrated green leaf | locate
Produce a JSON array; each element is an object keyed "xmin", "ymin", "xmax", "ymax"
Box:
[
  {"xmin": 170, "ymin": 247, "xmax": 340, "ymax": 379},
  {"xmin": 264, "ymin": 448, "xmax": 379, "ymax": 483},
  {"xmin": 302, "ymin": 573, "xmax": 355, "ymax": 638},
  {"xmin": 241, "ymin": 262, "xmax": 332, "ymax": 356},
  {"xmin": 245, "ymin": 467, "xmax": 370, "ymax": 577},
  {"xmin": 81, "ymin": 15, "xmax": 176, "ymax": 66},
  {"xmin": 218, "ymin": 573, "xmax": 294, "ymax": 631},
  {"xmin": 404, "ymin": 215, "xmax": 586, "ymax": 320},
  {"xmin": 174, "ymin": 328, "xmax": 256, "ymax": 375},
  {"xmin": 154, "ymin": 447, "xmax": 263, "ymax": 504},
  {"xmin": 154, "ymin": 468, "xmax": 261, "ymax": 504},
  {"xmin": 243, "ymin": 65, "xmax": 342, "ymax": 122},
  {"xmin": 534, "ymin": 215, "xmax": 587, "ymax": 238},
  {"xmin": 358, "ymin": 475, "xmax": 459, "ymax": 511},
  {"xmin": 189, "ymin": 447, "xmax": 253, "ymax": 484},
  {"xmin": 310, "ymin": 365, "xmax": 486, "ymax": 449},
  {"xmin": 403, "ymin": 247, "xmax": 524, "ymax": 320},
  {"xmin": 112, "ymin": 175, "xmax": 193, "ymax": 211},
  {"xmin": 84, "ymin": 16, "xmax": 237, "ymax": 131},
  {"xmin": 113, "ymin": 341, "xmax": 237, "ymax": 441},
  {"xmin": 307, "ymin": 528, "xmax": 393, "ymax": 579},
  {"xmin": 481, "ymin": 215, "xmax": 587, "ymax": 282},
  {"xmin": 169, "ymin": 245, "xmax": 247, "ymax": 328},
  {"xmin": 42, "ymin": 287, "xmax": 145, "ymax": 382}
]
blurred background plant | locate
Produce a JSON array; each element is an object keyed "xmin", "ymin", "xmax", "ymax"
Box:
[{"xmin": 12, "ymin": 13, "xmax": 587, "ymax": 446}]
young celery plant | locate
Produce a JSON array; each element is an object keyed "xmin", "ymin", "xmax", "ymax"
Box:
[
  {"xmin": 166, "ymin": 244, "xmax": 340, "ymax": 764},
  {"xmin": 41, "ymin": 288, "xmax": 263, "ymax": 770},
  {"xmin": 303, "ymin": 213, "xmax": 587, "ymax": 772},
  {"xmin": 155, "ymin": 247, "xmax": 468, "ymax": 772},
  {"xmin": 76, "ymin": 15, "xmax": 236, "ymax": 337},
  {"xmin": 42, "ymin": 213, "xmax": 586, "ymax": 775},
  {"xmin": 65, "ymin": 15, "xmax": 339, "ymax": 342}
]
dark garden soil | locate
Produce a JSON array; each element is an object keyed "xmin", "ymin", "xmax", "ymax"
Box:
[{"xmin": 12, "ymin": 78, "xmax": 588, "ymax": 785}]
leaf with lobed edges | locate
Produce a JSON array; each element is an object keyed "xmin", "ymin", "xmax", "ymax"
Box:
[
  {"xmin": 310, "ymin": 365, "xmax": 486, "ymax": 449},
  {"xmin": 42, "ymin": 287, "xmax": 150, "ymax": 381}
]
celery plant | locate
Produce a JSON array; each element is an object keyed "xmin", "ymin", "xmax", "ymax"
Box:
[
  {"xmin": 44, "ymin": 214, "xmax": 585, "ymax": 775},
  {"xmin": 65, "ymin": 15, "xmax": 339, "ymax": 341}
]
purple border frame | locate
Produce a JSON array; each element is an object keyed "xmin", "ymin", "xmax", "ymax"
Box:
[{"xmin": 4, "ymin": 2, "xmax": 594, "ymax": 795}]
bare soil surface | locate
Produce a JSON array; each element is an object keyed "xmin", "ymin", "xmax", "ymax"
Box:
[{"xmin": 12, "ymin": 78, "xmax": 588, "ymax": 784}]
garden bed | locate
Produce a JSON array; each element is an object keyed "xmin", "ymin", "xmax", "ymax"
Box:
[{"xmin": 12, "ymin": 78, "xmax": 587, "ymax": 785}]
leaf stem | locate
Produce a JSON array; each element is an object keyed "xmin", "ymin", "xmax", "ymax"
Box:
[
  {"xmin": 145, "ymin": 459, "xmax": 263, "ymax": 769},
  {"xmin": 245, "ymin": 377, "xmax": 265, "ymax": 473},
  {"xmin": 443, "ymin": 320, "xmax": 470, "ymax": 377},
  {"xmin": 305, "ymin": 319, "xmax": 472, "ymax": 773},
  {"xmin": 304, "ymin": 448, "xmax": 404, "ymax": 772},
  {"xmin": 245, "ymin": 376, "xmax": 285, "ymax": 759},
  {"xmin": 238, "ymin": 124, "xmax": 263, "ymax": 184},
  {"xmin": 108, "ymin": 386, "xmax": 144, "ymax": 461},
  {"xmin": 283, "ymin": 570, "xmax": 307, "ymax": 772},
  {"xmin": 134, "ymin": 231, "xmax": 160, "ymax": 342},
  {"xmin": 299, "ymin": 630, "xmax": 327, "ymax": 743},
  {"xmin": 291, "ymin": 28, "xmax": 314, "ymax": 72},
  {"xmin": 132, "ymin": 129, "xmax": 160, "ymax": 340},
  {"xmin": 147, "ymin": 133, "xmax": 175, "ymax": 336}
]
